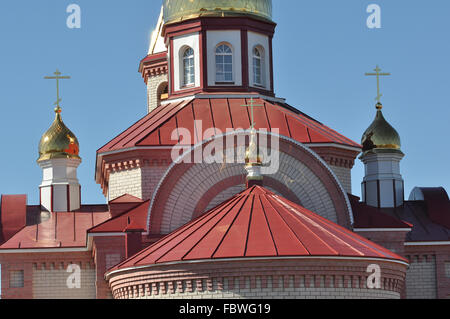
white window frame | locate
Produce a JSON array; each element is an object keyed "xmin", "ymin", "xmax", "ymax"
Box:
[
  {"xmin": 182, "ymin": 47, "xmax": 195, "ymax": 87},
  {"xmin": 253, "ymin": 46, "xmax": 264, "ymax": 87},
  {"xmin": 215, "ymin": 43, "xmax": 234, "ymax": 83}
]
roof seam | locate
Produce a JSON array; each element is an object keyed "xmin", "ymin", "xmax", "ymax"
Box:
[
  {"xmin": 130, "ymin": 195, "xmax": 240, "ymax": 267},
  {"xmin": 154, "ymin": 197, "xmax": 241, "ymax": 263},
  {"xmin": 181, "ymin": 195, "xmax": 246, "ymax": 261},
  {"xmin": 274, "ymin": 197, "xmax": 369, "ymax": 257},
  {"xmin": 259, "ymin": 195, "xmax": 279, "ymax": 256},
  {"xmin": 264, "ymin": 195, "xmax": 311, "ymax": 255},
  {"xmin": 208, "ymin": 99, "xmax": 217, "ymax": 136},
  {"xmin": 134, "ymin": 100, "xmax": 188, "ymax": 147},
  {"xmin": 271, "ymin": 197, "xmax": 340, "ymax": 255},
  {"xmin": 263, "ymin": 102, "xmax": 272, "ymax": 132},
  {"xmin": 243, "ymin": 195, "xmax": 255, "ymax": 257},
  {"xmin": 212, "ymin": 195, "xmax": 251, "ymax": 259}
]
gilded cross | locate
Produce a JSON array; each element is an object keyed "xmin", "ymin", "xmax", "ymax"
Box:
[
  {"xmin": 44, "ymin": 69, "xmax": 71, "ymax": 111},
  {"xmin": 241, "ymin": 97, "xmax": 264, "ymax": 130},
  {"xmin": 365, "ymin": 65, "xmax": 391, "ymax": 103}
]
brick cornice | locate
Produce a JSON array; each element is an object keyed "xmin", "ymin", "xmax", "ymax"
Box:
[
  {"xmin": 107, "ymin": 258, "xmax": 406, "ymax": 299},
  {"xmin": 310, "ymin": 146, "xmax": 360, "ymax": 169},
  {"xmin": 98, "ymin": 149, "xmax": 173, "ymax": 196},
  {"xmin": 139, "ymin": 52, "xmax": 169, "ymax": 84}
]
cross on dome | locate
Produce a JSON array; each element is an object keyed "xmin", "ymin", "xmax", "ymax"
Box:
[
  {"xmin": 241, "ymin": 97, "xmax": 264, "ymax": 130},
  {"xmin": 365, "ymin": 65, "xmax": 391, "ymax": 106},
  {"xmin": 44, "ymin": 69, "xmax": 71, "ymax": 113}
]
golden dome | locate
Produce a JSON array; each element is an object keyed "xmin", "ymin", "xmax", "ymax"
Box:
[
  {"xmin": 361, "ymin": 103, "xmax": 401, "ymax": 154},
  {"xmin": 38, "ymin": 108, "xmax": 80, "ymax": 162},
  {"xmin": 163, "ymin": 0, "xmax": 272, "ymax": 24}
]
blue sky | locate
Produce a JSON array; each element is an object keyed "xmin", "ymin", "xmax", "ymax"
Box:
[{"xmin": 0, "ymin": 0, "xmax": 448, "ymax": 205}]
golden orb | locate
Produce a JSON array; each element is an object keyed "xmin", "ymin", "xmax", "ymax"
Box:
[
  {"xmin": 38, "ymin": 108, "xmax": 80, "ymax": 162},
  {"xmin": 245, "ymin": 130, "xmax": 263, "ymax": 167},
  {"xmin": 163, "ymin": 0, "xmax": 273, "ymax": 24},
  {"xmin": 361, "ymin": 103, "xmax": 401, "ymax": 154}
]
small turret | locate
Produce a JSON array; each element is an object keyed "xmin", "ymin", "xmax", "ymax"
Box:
[{"xmin": 38, "ymin": 70, "xmax": 81, "ymax": 212}]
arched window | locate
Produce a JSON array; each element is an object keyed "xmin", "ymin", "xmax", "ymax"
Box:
[
  {"xmin": 253, "ymin": 47, "xmax": 263, "ymax": 86},
  {"xmin": 215, "ymin": 44, "xmax": 233, "ymax": 83},
  {"xmin": 182, "ymin": 47, "xmax": 195, "ymax": 86},
  {"xmin": 157, "ymin": 82, "xmax": 169, "ymax": 106}
]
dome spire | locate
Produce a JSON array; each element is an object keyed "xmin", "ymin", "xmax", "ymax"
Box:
[
  {"xmin": 245, "ymin": 128, "xmax": 263, "ymax": 185},
  {"xmin": 44, "ymin": 69, "xmax": 71, "ymax": 113},
  {"xmin": 242, "ymin": 98, "xmax": 264, "ymax": 187},
  {"xmin": 365, "ymin": 65, "xmax": 391, "ymax": 105}
]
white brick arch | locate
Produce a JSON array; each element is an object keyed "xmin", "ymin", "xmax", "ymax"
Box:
[
  {"xmin": 148, "ymin": 131, "xmax": 354, "ymax": 235},
  {"xmin": 147, "ymin": 73, "xmax": 168, "ymax": 113}
]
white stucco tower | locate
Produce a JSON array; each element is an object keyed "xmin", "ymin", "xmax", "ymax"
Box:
[
  {"xmin": 38, "ymin": 106, "xmax": 82, "ymax": 212},
  {"xmin": 360, "ymin": 102, "xmax": 404, "ymax": 208}
]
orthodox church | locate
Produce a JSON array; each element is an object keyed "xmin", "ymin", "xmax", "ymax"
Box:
[{"xmin": 0, "ymin": 0, "xmax": 449, "ymax": 299}]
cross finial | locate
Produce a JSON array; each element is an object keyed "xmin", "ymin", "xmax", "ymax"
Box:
[
  {"xmin": 241, "ymin": 97, "xmax": 264, "ymax": 130},
  {"xmin": 365, "ymin": 65, "xmax": 391, "ymax": 104},
  {"xmin": 44, "ymin": 69, "xmax": 71, "ymax": 113}
]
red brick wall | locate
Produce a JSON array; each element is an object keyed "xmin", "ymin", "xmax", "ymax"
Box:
[
  {"xmin": 0, "ymin": 251, "xmax": 94, "ymax": 299},
  {"xmin": 92, "ymin": 236, "xmax": 126, "ymax": 299},
  {"xmin": 405, "ymin": 245, "xmax": 450, "ymax": 299}
]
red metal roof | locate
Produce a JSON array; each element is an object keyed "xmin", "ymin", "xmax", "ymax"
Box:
[
  {"xmin": 109, "ymin": 194, "xmax": 144, "ymax": 204},
  {"xmin": 349, "ymin": 194, "xmax": 413, "ymax": 229},
  {"xmin": 0, "ymin": 205, "xmax": 110, "ymax": 250},
  {"xmin": 111, "ymin": 186, "xmax": 406, "ymax": 271},
  {"xmin": 97, "ymin": 98, "xmax": 361, "ymax": 154},
  {"xmin": 89, "ymin": 201, "xmax": 149, "ymax": 233},
  {"xmin": 419, "ymin": 188, "xmax": 450, "ymax": 229},
  {"xmin": 1, "ymin": 195, "xmax": 27, "ymax": 244}
]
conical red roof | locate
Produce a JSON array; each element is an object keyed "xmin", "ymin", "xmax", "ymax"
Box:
[{"xmin": 110, "ymin": 186, "xmax": 407, "ymax": 272}]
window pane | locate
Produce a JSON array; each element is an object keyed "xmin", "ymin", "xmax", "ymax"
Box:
[
  {"xmin": 216, "ymin": 74, "xmax": 224, "ymax": 82},
  {"xmin": 183, "ymin": 54, "xmax": 195, "ymax": 85},
  {"xmin": 215, "ymin": 44, "xmax": 233, "ymax": 82},
  {"xmin": 225, "ymin": 73, "xmax": 233, "ymax": 81},
  {"xmin": 184, "ymin": 48, "xmax": 193, "ymax": 58},
  {"xmin": 9, "ymin": 270, "xmax": 24, "ymax": 288}
]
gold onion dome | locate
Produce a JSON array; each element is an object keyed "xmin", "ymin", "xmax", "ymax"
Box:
[
  {"xmin": 361, "ymin": 103, "xmax": 401, "ymax": 154},
  {"xmin": 38, "ymin": 107, "xmax": 80, "ymax": 162},
  {"xmin": 163, "ymin": 0, "xmax": 273, "ymax": 24}
]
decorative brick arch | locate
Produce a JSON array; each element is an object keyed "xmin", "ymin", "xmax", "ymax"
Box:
[
  {"xmin": 147, "ymin": 132, "xmax": 354, "ymax": 235},
  {"xmin": 192, "ymin": 175, "xmax": 302, "ymax": 219}
]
